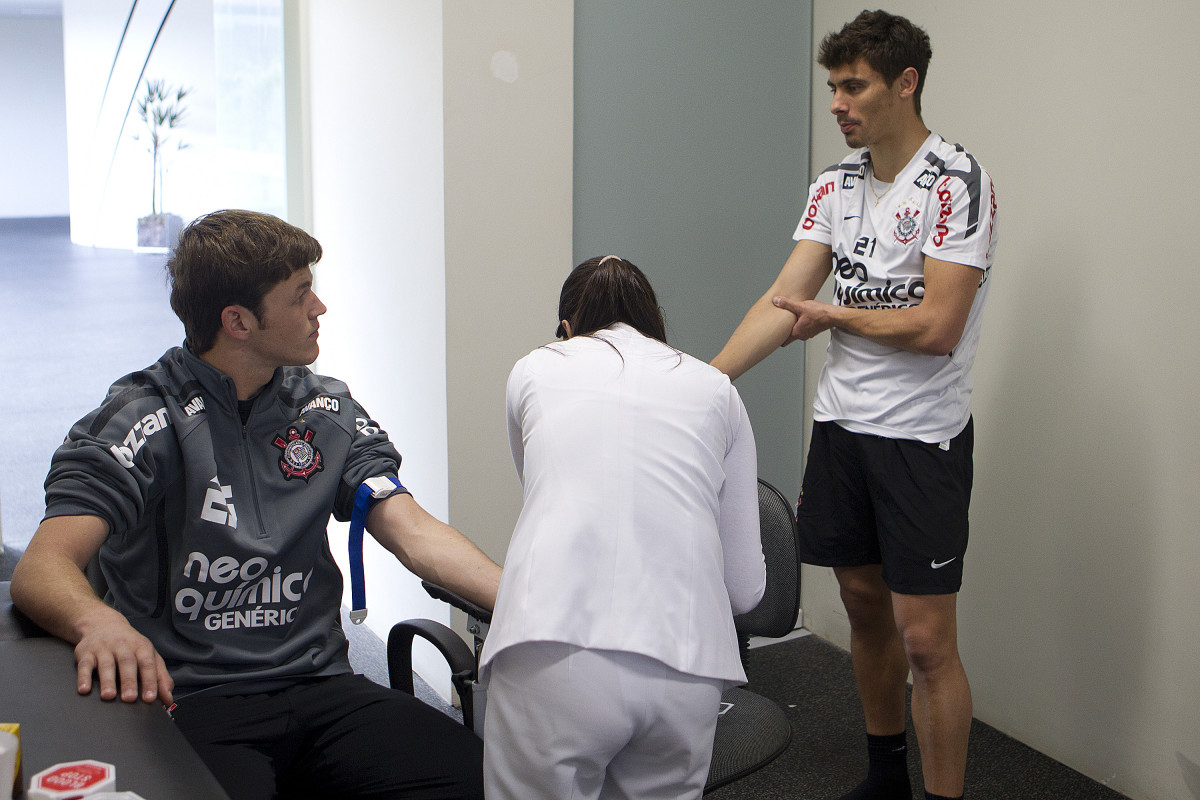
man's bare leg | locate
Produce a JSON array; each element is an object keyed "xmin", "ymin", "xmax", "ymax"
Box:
[
  {"xmin": 892, "ymin": 591, "xmax": 971, "ymax": 798},
  {"xmin": 834, "ymin": 565, "xmax": 913, "ymax": 799}
]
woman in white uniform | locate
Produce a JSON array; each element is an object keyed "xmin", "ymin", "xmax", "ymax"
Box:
[{"xmin": 481, "ymin": 255, "xmax": 767, "ymax": 800}]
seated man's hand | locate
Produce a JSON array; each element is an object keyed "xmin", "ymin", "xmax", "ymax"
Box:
[{"xmin": 74, "ymin": 608, "xmax": 174, "ymax": 705}]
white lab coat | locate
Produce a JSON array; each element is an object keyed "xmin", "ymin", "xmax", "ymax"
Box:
[{"xmin": 480, "ymin": 323, "xmax": 766, "ymax": 688}]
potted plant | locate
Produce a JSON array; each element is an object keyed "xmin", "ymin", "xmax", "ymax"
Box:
[{"xmin": 133, "ymin": 79, "xmax": 190, "ymax": 250}]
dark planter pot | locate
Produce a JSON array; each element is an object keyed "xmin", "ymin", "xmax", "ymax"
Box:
[{"xmin": 137, "ymin": 213, "xmax": 184, "ymax": 250}]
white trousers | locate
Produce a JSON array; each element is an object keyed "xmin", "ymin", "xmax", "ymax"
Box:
[{"xmin": 483, "ymin": 641, "xmax": 724, "ymax": 800}]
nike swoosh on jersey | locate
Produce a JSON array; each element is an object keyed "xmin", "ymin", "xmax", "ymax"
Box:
[{"xmin": 931, "ymin": 557, "xmax": 957, "ymax": 569}]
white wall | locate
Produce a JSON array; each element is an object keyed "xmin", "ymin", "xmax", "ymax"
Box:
[
  {"xmin": 572, "ymin": 0, "xmax": 811, "ymax": 503},
  {"xmin": 804, "ymin": 3, "xmax": 1200, "ymax": 798},
  {"xmin": 0, "ymin": 16, "xmax": 69, "ymax": 217},
  {"xmin": 297, "ymin": 0, "xmax": 574, "ymax": 700},
  {"xmin": 442, "ymin": 0, "xmax": 575, "ymax": 568}
]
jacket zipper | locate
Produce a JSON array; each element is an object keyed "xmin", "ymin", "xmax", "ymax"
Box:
[{"xmin": 230, "ymin": 372, "xmax": 271, "ymax": 544}]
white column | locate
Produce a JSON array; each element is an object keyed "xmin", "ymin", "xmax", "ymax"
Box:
[{"xmin": 300, "ymin": 0, "xmax": 452, "ymax": 693}]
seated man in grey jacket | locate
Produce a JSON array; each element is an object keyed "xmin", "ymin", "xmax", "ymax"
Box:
[{"xmin": 11, "ymin": 209, "xmax": 500, "ymax": 800}]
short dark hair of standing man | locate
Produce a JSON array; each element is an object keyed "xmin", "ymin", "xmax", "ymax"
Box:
[{"xmin": 817, "ymin": 9, "xmax": 933, "ymax": 116}]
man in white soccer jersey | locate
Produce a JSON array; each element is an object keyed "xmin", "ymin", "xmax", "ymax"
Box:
[{"xmin": 712, "ymin": 10, "xmax": 997, "ymax": 800}]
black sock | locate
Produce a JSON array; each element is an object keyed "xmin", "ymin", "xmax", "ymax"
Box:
[
  {"xmin": 837, "ymin": 732, "xmax": 912, "ymax": 799},
  {"xmin": 924, "ymin": 793, "xmax": 963, "ymax": 800}
]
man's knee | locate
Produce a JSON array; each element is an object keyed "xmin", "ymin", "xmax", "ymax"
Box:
[
  {"xmin": 898, "ymin": 626, "xmax": 955, "ymax": 677},
  {"xmin": 836, "ymin": 566, "xmax": 892, "ymax": 624},
  {"xmin": 893, "ymin": 595, "xmax": 960, "ymax": 677}
]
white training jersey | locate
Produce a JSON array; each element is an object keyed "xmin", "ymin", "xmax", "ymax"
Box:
[{"xmin": 794, "ymin": 132, "xmax": 998, "ymax": 443}]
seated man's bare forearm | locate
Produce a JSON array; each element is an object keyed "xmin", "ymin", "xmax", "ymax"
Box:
[
  {"xmin": 368, "ymin": 493, "xmax": 502, "ymax": 612},
  {"xmin": 10, "ymin": 516, "xmax": 109, "ymax": 644}
]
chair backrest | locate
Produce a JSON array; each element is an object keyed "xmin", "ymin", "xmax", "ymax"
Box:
[{"xmin": 733, "ymin": 478, "xmax": 801, "ymax": 639}]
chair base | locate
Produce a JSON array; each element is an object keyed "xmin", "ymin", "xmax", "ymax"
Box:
[{"xmin": 705, "ymin": 686, "xmax": 792, "ymax": 793}]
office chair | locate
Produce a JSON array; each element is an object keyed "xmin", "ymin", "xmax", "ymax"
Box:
[
  {"xmin": 387, "ymin": 478, "xmax": 802, "ymax": 792},
  {"xmin": 387, "ymin": 583, "xmax": 491, "ymax": 732},
  {"xmin": 706, "ymin": 477, "xmax": 800, "ymax": 790}
]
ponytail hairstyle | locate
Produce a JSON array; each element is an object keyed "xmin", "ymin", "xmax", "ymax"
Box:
[{"xmin": 556, "ymin": 255, "xmax": 667, "ymax": 344}]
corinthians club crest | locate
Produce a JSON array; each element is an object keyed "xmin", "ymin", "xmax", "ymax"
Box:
[
  {"xmin": 273, "ymin": 426, "xmax": 324, "ymax": 481},
  {"xmin": 894, "ymin": 202, "xmax": 921, "ymax": 245}
]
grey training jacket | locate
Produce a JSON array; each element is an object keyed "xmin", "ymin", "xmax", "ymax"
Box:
[{"xmin": 44, "ymin": 345, "xmax": 404, "ymax": 694}]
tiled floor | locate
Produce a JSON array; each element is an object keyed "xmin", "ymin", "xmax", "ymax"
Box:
[{"xmin": 0, "ymin": 216, "xmax": 183, "ymax": 551}]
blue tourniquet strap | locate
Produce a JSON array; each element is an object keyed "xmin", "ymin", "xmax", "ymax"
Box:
[
  {"xmin": 348, "ymin": 484, "xmax": 373, "ymax": 623},
  {"xmin": 348, "ymin": 475, "xmax": 404, "ymax": 624}
]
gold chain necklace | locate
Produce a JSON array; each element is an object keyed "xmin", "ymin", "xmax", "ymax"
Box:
[{"xmin": 867, "ymin": 166, "xmax": 891, "ymax": 206}]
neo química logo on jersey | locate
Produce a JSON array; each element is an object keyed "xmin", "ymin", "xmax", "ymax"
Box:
[{"xmin": 175, "ymin": 550, "xmax": 313, "ymax": 631}]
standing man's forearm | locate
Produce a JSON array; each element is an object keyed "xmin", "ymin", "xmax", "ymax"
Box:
[
  {"xmin": 711, "ymin": 294, "xmax": 801, "ymax": 380},
  {"xmin": 772, "ymin": 255, "xmax": 983, "ymax": 356},
  {"xmin": 711, "ymin": 239, "xmax": 833, "ymax": 380}
]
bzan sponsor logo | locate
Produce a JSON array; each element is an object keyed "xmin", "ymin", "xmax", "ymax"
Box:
[
  {"xmin": 200, "ymin": 476, "xmax": 237, "ymax": 529},
  {"xmin": 273, "ymin": 426, "xmax": 323, "ymax": 481},
  {"xmin": 299, "ymin": 395, "xmax": 340, "ymax": 416},
  {"xmin": 914, "ymin": 169, "xmax": 938, "ymax": 190},
  {"xmin": 109, "ymin": 407, "xmax": 171, "ymax": 469},
  {"xmin": 174, "ymin": 550, "xmax": 313, "ymax": 630},
  {"xmin": 801, "ymin": 179, "xmax": 836, "ymax": 230},
  {"xmin": 932, "ymin": 177, "xmax": 954, "ymax": 247},
  {"xmin": 183, "ymin": 396, "xmax": 206, "ymax": 417}
]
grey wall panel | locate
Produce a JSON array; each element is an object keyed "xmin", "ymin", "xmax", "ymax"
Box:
[{"xmin": 573, "ymin": 0, "xmax": 812, "ymax": 498}]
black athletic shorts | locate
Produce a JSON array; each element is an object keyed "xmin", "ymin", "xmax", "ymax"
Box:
[{"xmin": 796, "ymin": 418, "xmax": 974, "ymax": 595}]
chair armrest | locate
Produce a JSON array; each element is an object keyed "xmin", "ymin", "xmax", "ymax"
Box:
[
  {"xmin": 387, "ymin": 618, "xmax": 479, "ymax": 729},
  {"xmin": 420, "ymin": 581, "xmax": 492, "ymax": 625}
]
